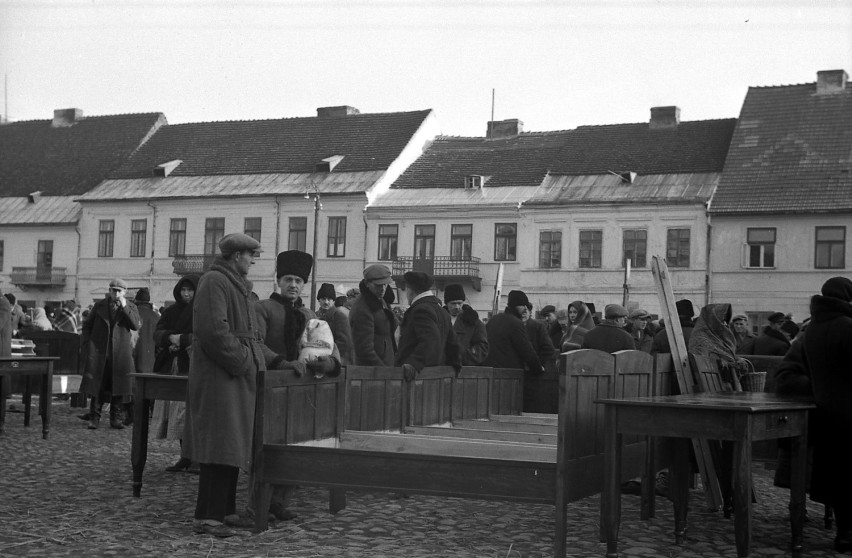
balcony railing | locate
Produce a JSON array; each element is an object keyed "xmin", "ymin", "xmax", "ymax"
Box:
[
  {"xmin": 172, "ymin": 254, "xmax": 217, "ymax": 276},
  {"xmin": 9, "ymin": 267, "xmax": 67, "ymax": 287},
  {"xmin": 392, "ymin": 256, "xmax": 481, "ymax": 291}
]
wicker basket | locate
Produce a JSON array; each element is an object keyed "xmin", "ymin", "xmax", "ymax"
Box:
[{"xmin": 740, "ymin": 371, "xmax": 767, "ymax": 392}]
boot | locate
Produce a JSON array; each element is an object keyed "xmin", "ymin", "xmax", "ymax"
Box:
[
  {"xmin": 123, "ymin": 402, "xmax": 134, "ymax": 427},
  {"xmin": 109, "ymin": 401, "xmax": 125, "ymax": 430},
  {"xmin": 87, "ymin": 400, "xmax": 102, "ymax": 430}
]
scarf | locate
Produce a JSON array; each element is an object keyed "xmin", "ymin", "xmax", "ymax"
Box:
[{"xmin": 270, "ymin": 292, "xmax": 306, "ymax": 361}]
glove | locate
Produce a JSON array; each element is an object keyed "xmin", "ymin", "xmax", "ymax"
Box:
[
  {"xmin": 305, "ymin": 355, "xmax": 336, "ymax": 379},
  {"xmin": 402, "ymin": 363, "xmax": 417, "ymax": 382}
]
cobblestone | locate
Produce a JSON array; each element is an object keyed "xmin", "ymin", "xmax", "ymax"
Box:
[{"xmin": 0, "ymin": 396, "xmax": 846, "ymax": 557}]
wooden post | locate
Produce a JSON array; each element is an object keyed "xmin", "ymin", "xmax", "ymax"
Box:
[{"xmin": 622, "ymin": 258, "xmax": 631, "ymax": 307}]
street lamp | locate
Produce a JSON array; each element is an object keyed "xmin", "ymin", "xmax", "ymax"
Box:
[{"xmin": 304, "ymin": 183, "xmax": 322, "ymax": 311}]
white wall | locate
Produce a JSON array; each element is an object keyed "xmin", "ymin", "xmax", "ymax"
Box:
[{"xmin": 0, "ymin": 224, "xmax": 79, "ymax": 308}]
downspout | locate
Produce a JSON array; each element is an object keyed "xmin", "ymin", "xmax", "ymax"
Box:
[
  {"xmin": 274, "ymin": 196, "xmax": 281, "ymax": 294},
  {"xmin": 74, "ymin": 216, "xmax": 82, "ymax": 305},
  {"xmin": 705, "ymin": 212, "xmax": 712, "ymax": 307},
  {"xmin": 147, "ymin": 201, "xmax": 157, "ymax": 293}
]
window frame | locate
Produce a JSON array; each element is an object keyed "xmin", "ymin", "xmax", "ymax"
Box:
[
  {"xmin": 414, "ymin": 224, "xmax": 436, "ymax": 260},
  {"xmin": 450, "ymin": 224, "xmax": 473, "ymax": 260},
  {"xmin": 378, "ymin": 224, "xmax": 399, "ymax": 261},
  {"xmin": 538, "ymin": 229, "xmax": 562, "ymax": 269},
  {"xmin": 130, "ymin": 219, "xmax": 147, "ymax": 258},
  {"xmin": 746, "ymin": 227, "xmax": 776, "ymax": 268},
  {"xmin": 288, "ymin": 217, "xmax": 307, "ymax": 252},
  {"xmin": 578, "ymin": 229, "xmax": 603, "ymax": 268},
  {"xmin": 98, "ymin": 219, "xmax": 115, "ymax": 258},
  {"xmin": 814, "ymin": 226, "xmax": 846, "ymax": 269},
  {"xmin": 666, "ymin": 228, "xmax": 691, "ymax": 268},
  {"xmin": 494, "ymin": 223, "xmax": 517, "ymax": 262},
  {"xmin": 327, "ymin": 216, "xmax": 346, "ymax": 258},
  {"xmin": 622, "ymin": 228, "xmax": 647, "ymax": 268},
  {"xmin": 0, "ymin": 240, "xmax": 4, "ymax": 271},
  {"xmin": 204, "ymin": 218, "xmax": 225, "ymax": 256},
  {"xmin": 168, "ymin": 218, "xmax": 187, "ymax": 257},
  {"xmin": 244, "ymin": 217, "xmax": 262, "ymax": 243}
]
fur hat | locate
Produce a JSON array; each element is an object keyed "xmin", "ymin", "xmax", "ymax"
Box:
[
  {"xmin": 219, "ymin": 233, "xmax": 262, "ymax": 257},
  {"xmin": 444, "ymin": 283, "xmax": 466, "ymax": 303},
  {"xmin": 134, "ymin": 288, "xmax": 150, "ymax": 303},
  {"xmin": 276, "ymin": 250, "xmax": 313, "ymax": 281},
  {"xmin": 403, "ymin": 271, "xmax": 433, "ymax": 293},
  {"xmin": 605, "ymin": 304, "xmax": 628, "ymax": 319},
  {"xmin": 675, "ymin": 299, "xmax": 694, "ymax": 318},
  {"xmin": 507, "ymin": 290, "xmax": 529, "ymax": 308},
  {"xmin": 821, "ymin": 276, "xmax": 852, "ymax": 302},
  {"xmin": 317, "ymin": 283, "xmax": 336, "ymax": 300}
]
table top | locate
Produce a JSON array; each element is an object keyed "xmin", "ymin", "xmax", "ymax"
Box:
[
  {"xmin": 0, "ymin": 356, "xmax": 59, "ymax": 361},
  {"xmin": 596, "ymin": 391, "xmax": 815, "ymax": 413},
  {"xmin": 129, "ymin": 373, "xmax": 187, "ymax": 382}
]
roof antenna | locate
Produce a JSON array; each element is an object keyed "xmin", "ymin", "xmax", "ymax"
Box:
[{"xmin": 489, "ymin": 88, "xmax": 495, "ymax": 139}]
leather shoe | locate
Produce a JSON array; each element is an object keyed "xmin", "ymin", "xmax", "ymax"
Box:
[
  {"xmin": 87, "ymin": 416, "xmax": 100, "ymax": 430},
  {"xmin": 192, "ymin": 519, "xmax": 238, "ymax": 538},
  {"xmin": 165, "ymin": 457, "xmax": 191, "ymax": 472},
  {"xmin": 269, "ymin": 501, "xmax": 298, "ymax": 521}
]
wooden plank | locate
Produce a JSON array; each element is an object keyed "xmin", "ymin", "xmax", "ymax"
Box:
[
  {"xmin": 405, "ymin": 425, "xmax": 557, "ymax": 445},
  {"xmin": 453, "ymin": 418, "xmax": 557, "ymax": 434},
  {"xmin": 489, "ymin": 414, "xmax": 558, "ymax": 427},
  {"xmin": 338, "ymin": 431, "xmax": 556, "ymax": 463}
]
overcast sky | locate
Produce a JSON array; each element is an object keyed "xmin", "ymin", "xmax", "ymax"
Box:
[{"xmin": 1, "ymin": 0, "xmax": 850, "ymax": 136}]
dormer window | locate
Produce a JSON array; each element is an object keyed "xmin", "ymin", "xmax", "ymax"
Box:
[
  {"xmin": 154, "ymin": 160, "xmax": 182, "ymax": 177},
  {"xmin": 465, "ymin": 175, "xmax": 483, "ymax": 189},
  {"xmin": 316, "ymin": 155, "xmax": 344, "ymax": 172}
]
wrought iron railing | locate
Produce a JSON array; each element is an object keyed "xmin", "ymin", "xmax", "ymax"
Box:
[
  {"xmin": 391, "ymin": 256, "xmax": 482, "ymax": 290},
  {"xmin": 172, "ymin": 254, "xmax": 217, "ymax": 275},
  {"xmin": 9, "ymin": 267, "xmax": 67, "ymax": 287}
]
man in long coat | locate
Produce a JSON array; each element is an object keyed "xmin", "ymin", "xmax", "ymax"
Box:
[
  {"xmin": 79, "ymin": 278, "xmax": 141, "ymax": 429},
  {"xmin": 396, "ymin": 271, "xmax": 460, "ymax": 381},
  {"xmin": 482, "ymin": 290, "xmax": 544, "ymax": 375},
  {"xmin": 443, "ymin": 283, "xmax": 488, "ymax": 366},
  {"xmin": 350, "ymin": 264, "xmax": 397, "ymax": 366},
  {"xmin": 182, "ymin": 233, "xmax": 282, "ymax": 538}
]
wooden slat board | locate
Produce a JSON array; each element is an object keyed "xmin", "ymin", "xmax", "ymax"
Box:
[
  {"xmin": 452, "ymin": 418, "xmax": 557, "ymax": 434},
  {"xmin": 405, "ymin": 425, "xmax": 557, "ymax": 445}
]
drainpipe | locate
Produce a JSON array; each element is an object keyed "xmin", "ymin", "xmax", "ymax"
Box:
[
  {"xmin": 147, "ymin": 201, "xmax": 157, "ymax": 294},
  {"xmin": 274, "ymin": 197, "xmax": 281, "ymax": 293},
  {"xmin": 705, "ymin": 214, "xmax": 712, "ymax": 306},
  {"xmin": 74, "ymin": 217, "xmax": 82, "ymax": 305}
]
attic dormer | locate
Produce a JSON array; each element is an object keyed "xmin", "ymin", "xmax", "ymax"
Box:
[
  {"xmin": 52, "ymin": 108, "xmax": 82, "ymax": 128},
  {"xmin": 153, "ymin": 160, "xmax": 182, "ymax": 177},
  {"xmin": 27, "ymin": 191, "xmax": 42, "ymax": 203},
  {"xmin": 465, "ymin": 175, "xmax": 483, "ymax": 189},
  {"xmin": 316, "ymin": 155, "xmax": 344, "ymax": 172}
]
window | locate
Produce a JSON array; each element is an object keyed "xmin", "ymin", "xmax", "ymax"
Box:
[
  {"xmin": 451, "ymin": 224, "xmax": 472, "ymax": 259},
  {"xmin": 98, "ymin": 220, "xmax": 114, "ymax": 257},
  {"xmin": 579, "ymin": 230, "xmax": 602, "ymax": 268},
  {"xmin": 204, "ymin": 218, "xmax": 225, "ymax": 256},
  {"xmin": 815, "ymin": 226, "xmax": 846, "ymax": 269},
  {"xmin": 0, "ymin": 240, "xmax": 4, "ymax": 271},
  {"xmin": 169, "ymin": 218, "xmax": 186, "ymax": 257},
  {"xmin": 622, "ymin": 229, "xmax": 647, "ymax": 268},
  {"xmin": 414, "ymin": 224, "xmax": 435, "ymax": 259},
  {"xmin": 746, "ymin": 228, "xmax": 775, "ymax": 268},
  {"xmin": 378, "ymin": 224, "xmax": 398, "ymax": 261},
  {"xmin": 666, "ymin": 228, "xmax": 691, "ymax": 267},
  {"xmin": 288, "ymin": 217, "xmax": 307, "ymax": 252},
  {"xmin": 464, "ymin": 175, "xmax": 482, "ymax": 189},
  {"xmin": 494, "ymin": 223, "xmax": 517, "ymax": 261},
  {"xmin": 36, "ymin": 240, "xmax": 53, "ymax": 281},
  {"xmin": 539, "ymin": 230, "xmax": 562, "ymax": 268},
  {"xmin": 130, "ymin": 219, "xmax": 147, "ymax": 257},
  {"xmin": 244, "ymin": 217, "xmax": 262, "ymax": 242},
  {"xmin": 327, "ymin": 217, "xmax": 346, "ymax": 257}
]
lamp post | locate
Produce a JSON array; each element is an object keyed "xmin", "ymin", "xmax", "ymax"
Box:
[{"xmin": 305, "ymin": 184, "xmax": 322, "ymax": 311}]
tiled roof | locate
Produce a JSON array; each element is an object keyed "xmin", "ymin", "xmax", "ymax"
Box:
[
  {"xmin": 710, "ymin": 80, "xmax": 852, "ymax": 214},
  {"xmin": 390, "ymin": 131, "xmax": 574, "ymax": 190},
  {"xmin": 109, "ymin": 110, "xmax": 433, "ymax": 178},
  {"xmin": 548, "ymin": 119, "xmax": 737, "ymax": 175},
  {"xmin": 525, "ymin": 172, "xmax": 720, "ymax": 206},
  {"xmin": 0, "ymin": 195, "xmax": 80, "ymax": 225},
  {"xmin": 0, "ymin": 112, "xmax": 164, "ymax": 196}
]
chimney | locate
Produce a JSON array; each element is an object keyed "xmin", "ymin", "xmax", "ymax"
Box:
[
  {"xmin": 486, "ymin": 119, "xmax": 523, "ymax": 139},
  {"xmin": 52, "ymin": 108, "xmax": 83, "ymax": 127},
  {"xmin": 316, "ymin": 105, "xmax": 360, "ymax": 118},
  {"xmin": 27, "ymin": 191, "xmax": 42, "ymax": 204},
  {"xmin": 816, "ymin": 69, "xmax": 848, "ymax": 95},
  {"xmin": 650, "ymin": 106, "xmax": 680, "ymax": 129}
]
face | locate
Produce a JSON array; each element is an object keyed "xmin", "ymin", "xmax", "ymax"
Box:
[
  {"xmin": 543, "ymin": 313, "xmax": 556, "ymax": 324},
  {"xmin": 108, "ymin": 287, "xmax": 126, "ymax": 301},
  {"xmin": 318, "ymin": 297, "xmax": 334, "ymax": 310},
  {"xmin": 180, "ymin": 285, "xmax": 195, "ymax": 303},
  {"xmin": 365, "ymin": 279, "xmax": 388, "ymax": 299},
  {"xmin": 278, "ymin": 274, "xmax": 305, "ymax": 301},
  {"xmin": 234, "ymin": 250, "xmax": 258, "ymax": 275},
  {"xmin": 447, "ymin": 300, "xmax": 464, "ymax": 317},
  {"xmin": 557, "ymin": 318, "xmax": 569, "ymax": 332},
  {"xmin": 515, "ymin": 305, "xmax": 530, "ymax": 322},
  {"xmin": 732, "ymin": 320, "xmax": 748, "ymax": 333},
  {"xmin": 631, "ymin": 317, "xmax": 648, "ymax": 331},
  {"xmin": 568, "ymin": 306, "xmax": 579, "ymax": 323}
]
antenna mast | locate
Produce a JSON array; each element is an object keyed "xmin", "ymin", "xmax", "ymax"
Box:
[{"xmin": 489, "ymin": 88, "xmax": 495, "ymax": 138}]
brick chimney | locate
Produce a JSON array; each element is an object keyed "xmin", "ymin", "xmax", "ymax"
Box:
[
  {"xmin": 816, "ymin": 69, "xmax": 848, "ymax": 95},
  {"xmin": 52, "ymin": 108, "xmax": 83, "ymax": 127},
  {"xmin": 649, "ymin": 106, "xmax": 680, "ymax": 129},
  {"xmin": 316, "ymin": 105, "xmax": 360, "ymax": 118},
  {"xmin": 487, "ymin": 119, "xmax": 523, "ymax": 139}
]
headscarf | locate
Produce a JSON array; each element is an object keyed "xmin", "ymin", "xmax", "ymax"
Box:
[
  {"xmin": 30, "ymin": 308, "xmax": 54, "ymax": 331},
  {"xmin": 170, "ymin": 274, "xmax": 200, "ymax": 335},
  {"xmin": 688, "ymin": 303, "xmax": 737, "ymax": 365},
  {"xmin": 568, "ymin": 300, "xmax": 596, "ymax": 331}
]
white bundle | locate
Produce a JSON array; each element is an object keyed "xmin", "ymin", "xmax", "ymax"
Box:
[{"xmin": 298, "ymin": 318, "xmax": 334, "ymax": 362}]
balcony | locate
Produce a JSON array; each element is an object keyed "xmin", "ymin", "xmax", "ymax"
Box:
[
  {"xmin": 9, "ymin": 267, "xmax": 67, "ymax": 288},
  {"xmin": 392, "ymin": 256, "xmax": 481, "ymax": 291},
  {"xmin": 172, "ymin": 254, "xmax": 217, "ymax": 276}
]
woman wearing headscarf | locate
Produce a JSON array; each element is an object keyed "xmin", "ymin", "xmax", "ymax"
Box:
[
  {"xmin": 560, "ymin": 300, "xmax": 596, "ymax": 351},
  {"xmin": 25, "ymin": 308, "xmax": 54, "ymax": 331},
  {"xmin": 688, "ymin": 303, "xmax": 738, "ymax": 369},
  {"xmin": 151, "ymin": 274, "xmax": 200, "ymax": 472}
]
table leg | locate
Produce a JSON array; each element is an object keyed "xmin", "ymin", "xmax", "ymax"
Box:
[
  {"xmin": 23, "ymin": 374, "xmax": 32, "ymax": 426},
  {"xmin": 131, "ymin": 391, "xmax": 150, "ymax": 497},
  {"xmin": 671, "ymin": 437, "xmax": 691, "ymax": 545},
  {"xmin": 603, "ymin": 406, "xmax": 622, "ymax": 558},
  {"xmin": 732, "ymin": 436, "xmax": 753, "ymax": 557},
  {"xmin": 0, "ymin": 374, "xmax": 6, "ymax": 435},
  {"xmin": 789, "ymin": 427, "xmax": 808, "ymax": 557},
  {"xmin": 41, "ymin": 367, "xmax": 52, "ymax": 439}
]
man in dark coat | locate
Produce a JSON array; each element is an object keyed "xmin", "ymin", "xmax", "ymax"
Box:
[
  {"xmin": 316, "ymin": 282, "xmax": 353, "ymax": 365},
  {"xmin": 396, "ymin": 271, "xmax": 460, "ymax": 381},
  {"xmin": 79, "ymin": 278, "xmax": 141, "ymax": 430},
  {"xmin": 729, "ymin": 314, "xmax": 755, "ymax": 352},
  {"xmin": 524, "ymin": 302, "xmax": 558, "ymax": 365},
  {"xmin": 482, "ymin": 290, "xmax": 544, "ymax": 375},
  {"xmin": 739, "ymin": 311, "xmax": 791, "ymax": 356},
  {"xmin": 350, "ymin": 264, "xmax": 397, "ymax": 366},
  {"xmin": 443, "ymin": 283, "xmax": 488, "ymax": 366},
  {"xmin": 651, "ymin": 298, "xmax": 695, "ymax": 355},
  {"xmin": 802, "ymin": 277, "xmax": 852, "ymax": 552},
  {"xmin": 624, "ymin": 308, "xmax": 653, "ymax": 353},
  {"xmin": 0, "ymin": 290, "xmax": 11, "ymax": 406},
  {"xmin": 581, "ymin": 304, "xmax": 635, "ymax": 353},
  {"xmin": 127, "ymin": 288, "xmax": 158, "ymax": 426}
]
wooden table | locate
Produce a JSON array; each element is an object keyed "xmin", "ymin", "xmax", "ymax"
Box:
[
  {"xmin": 598, "ymin": 392, "xmax": 815, "ymax": 558},
  {"xmin": 129, "ymin": 373, "xmax": 188, "ymax": 497},
  {"xmin": 0, "ymin": 356, "xmax": 58, "ymax": 439}
]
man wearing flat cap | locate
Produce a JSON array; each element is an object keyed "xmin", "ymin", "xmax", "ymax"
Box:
[
  {"xmin": 739, "ymin": 311, "xmax": 793, "ymax": 356},
  {"xmin": 729, "ymin": 314, "xmax": 755, "ymax": 352},
  {"xmin": 624, "ymin": 308, "xmax": 653, "ymax": 353},
  {"xmin": 581, "ymin": 303, "xmax": 635, "ymax": 353},
  {"xmin": 483, "ymin": 290, "xmax": 545, "ymax": 381},
  {"xmin": 443, "ymin": 283, "xmax": 488, "ymax": 366},
  {"xmin": 183, "ymin": 233, "xmax": 292, "ymax": 537},
  {"xmin": 395, "ymin": 271, "xmax": 460, "ymax": 381},
  {"xmin": 315, "ymin": 282, "xmax": 353, "ymax": 365},
  {"xmin": 80, "ymin": 277, "xmax": 141, "ymax": 430},
  {"xmin": 350, "ymin": 264, "xmax": 398, "ymax": 366}
]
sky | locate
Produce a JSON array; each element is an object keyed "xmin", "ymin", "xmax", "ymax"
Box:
[{"xmin": 1, "ymin": 0, "xmax": 851, "ymax": 137}]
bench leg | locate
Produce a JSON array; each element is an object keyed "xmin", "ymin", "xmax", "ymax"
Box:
[
  {"xmin": 329, "ymin": 488, "xmax": 346, "ymax": 514},
  {"xmin": 254, "ymin": 483, "xmax": 272, "ymax": 533}
]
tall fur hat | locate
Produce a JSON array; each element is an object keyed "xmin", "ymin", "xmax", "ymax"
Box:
[{"xmin": 276, "ymin": 250, "xmax": 313, "ymax": 281}]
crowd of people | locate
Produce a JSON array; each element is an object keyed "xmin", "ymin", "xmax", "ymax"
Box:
[{"xmin": 1, "ymin": 231, "xmax": 848, "ymax": 551}]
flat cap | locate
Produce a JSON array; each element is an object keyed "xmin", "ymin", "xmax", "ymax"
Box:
[
  {"xmin": 628, "ymin": 308, "xmax": 650, "ymax": 320},
  {"xmin": 540, "ymin": 305, "xmax": 556, "ymax": 316},
  {"xmin": 219, "ymin": 233, "xmax": 262, "ymax": 256},
  {"xmin": 363, "ymin": 264, "xmax": 393, "ymax": 284},
  {"xmin": 109, "ymin": 278, "xmax": 128, "ymax": 290},
  {"xmin": 767, "ymin": 311, "xmax": 786, "ymax": 323},
  {"xmin": 605, "ymin": 304, "xmax": 628, "ymax": 319},
  {"xmin": 731, "ymin": 314, "xmax": 748, "ymax": 323}
]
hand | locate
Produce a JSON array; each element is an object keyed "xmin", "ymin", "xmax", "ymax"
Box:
[
  {"xmin": 168, "ymin": 334, "xmax": 181, "ymax": 346},
  {"xmin": 305, "ymin": 355, "xmax": 335, "ymax": 378},
  {"xmin": 282, "ymin": 360, "xmax": 307, "ymax": 377},
  {"xmin": 402, "ymin": 363, "xmax": 417, "ymax": 382}
]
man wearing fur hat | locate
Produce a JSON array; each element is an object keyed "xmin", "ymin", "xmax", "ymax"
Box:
[
  {"xmin": 482, "ymin": 290, "xmax": 544, "ymax": 376},
  {"xmin": 443, "ymin": 283, "xmax": 488, "ymax": 366},
  {"xmin": 79, "ymin": 278, "xmax": 141, "ymax": 430},
  {"xmin": 316, "ymin": 282, "xmax": 353, "ymax": 365},
  {"xmin": 651, "ymin": 298, "xmax": 696, "ymax": 355},
  {"xmin": 581, "ymin": 304, "xmax": 635, "ymax": 353},
  {"xmin": 395, "ymin": 271, "xmax": 460, "ymax": 381},
  {"xmin": 350, "ymin": 264, "xmax": 398, "ymax": 366}
]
